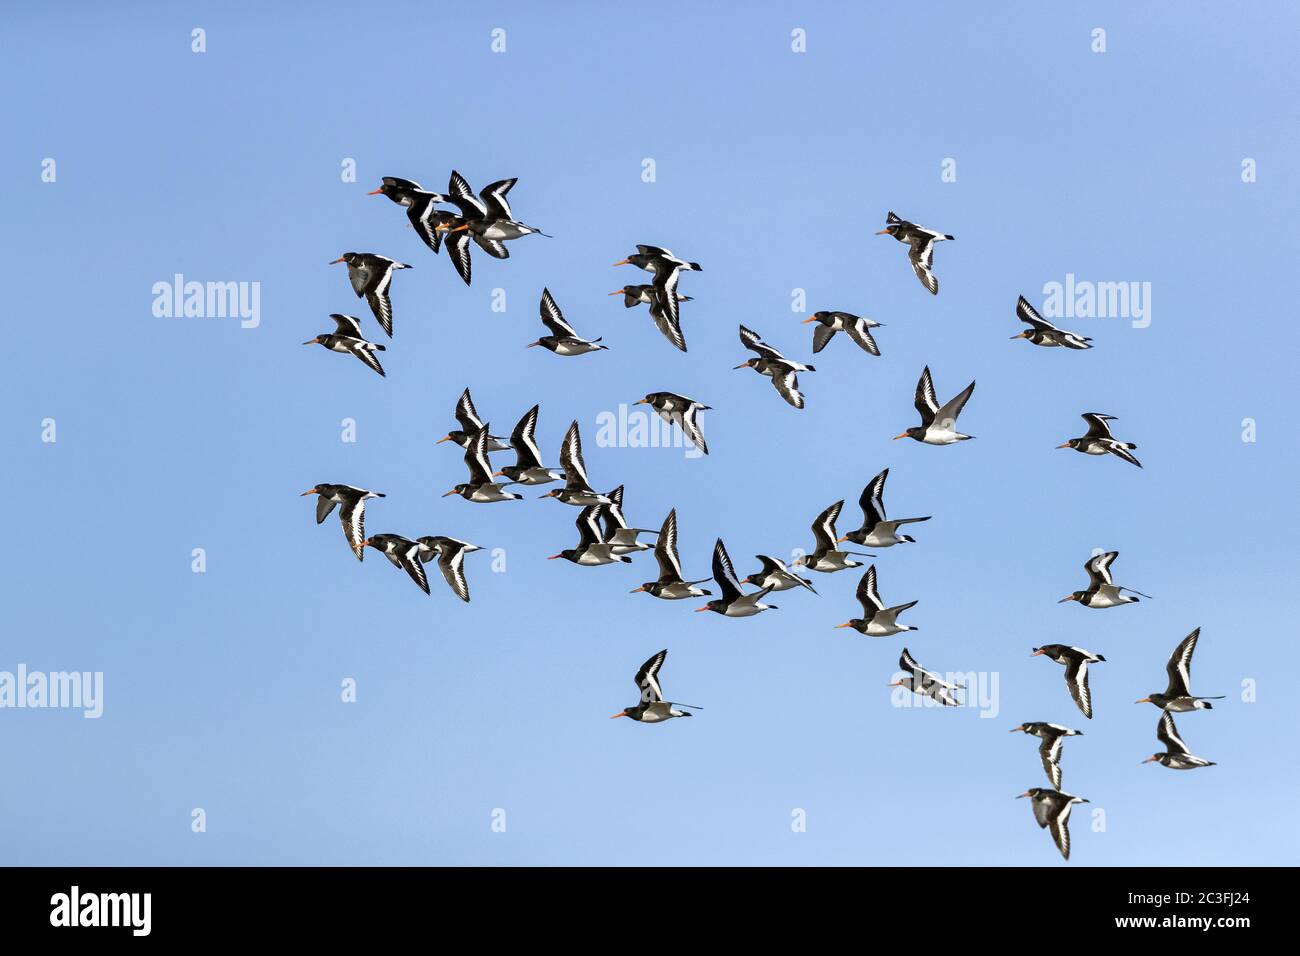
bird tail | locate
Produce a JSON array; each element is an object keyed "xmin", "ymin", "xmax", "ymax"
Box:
[
  {"xmin": 373, "ymin": 344, "xmax": 387, "ymax": 351},
  {"xmin": 1126, "ymin": 442, "xmax": 1138, "ymax": 449},
  {"xmin": 944, "ymin": 234, "xmax": 955, "ymax": 240},
  {"xmin": 686, "ymin": 262, "xmax": 703, "ymax": 272}
]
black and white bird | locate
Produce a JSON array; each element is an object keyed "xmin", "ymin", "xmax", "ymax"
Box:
[
  {"xmin": 1143, "ymin": 711, "xmax": 1216, "ymax": 770},
  {"xmin": 1032, "ymin": 645, "xmax": 1106, "ymax": 719},
  {"xmin": 734, "ymin": 324, "xmax": 815, "ymax": 409},
  {"xmin": 548, "ymin": 504, "xmax": 630, "ymax": 566},
  {"xmin": 610, "ymin": 284, "xmax": 692, "ymax": 309},
  {"xmin": 1011, "ymin": 296, "xmax": 1092, "ymax": 349},
  {"xmin": 436, "ymin": 172, "xmax": 550, "ymax": 259},
  {"xmin": 838, "ymin": 468, "xmax": 931, "ymax": 548},
  {"xmin": 696, "ymin": 539, "xmax": 777, "ymax": 617},
  {"xmin": 367, "ymin": 176, "xmax": 457, "ymax": 254},
  {"xmin": 300, "ymin": 483, "xmax": 385, "ymax": 560},
  {"xmin": 539, "ymin": 421, "xmax": 613, "ymax": 506},
  {"xmin": 742, "ymin": 555, "xmax": 817, "ymax": 595},
  {"xmin": 329, "ymin": 252, "xmax": 410, "ymax": 338},
  {"xmin": 801, "ymin": 310, "xmax": 882, "ymax": 356},
  {"xmin": 599, "ymin": 486, "xmax": 656, "ymax": 556},
  {"xmin": 876, "ymin": 211, "xmax": 954, "ymax": 295},
  {"xmin": 1057, "ymin": 413, "xmax": 1141, "ymax": 468},
  {"xmin": 360, "ymin": 533, "xmax": 430, "ymax": 594},
  {"xmin": 608, "ymin": 284, "xmax": 694, "ymax": 352},
  {"xmin": 631, "ymin": 509, "xmax": 713, "ymax": 601},
  {"xmin": 302, "ymin": 315, "xmax": 387, "ymax": 378},
  {"xmin": 1136, "ymin": 627, "xmax": 1225, "ymax": 712},
  {"xmin": 792, "ymin": 500, "xmax": 875, "ymax": 573},
  {"xmin": 435, "ymin": 388, "xmax": 512, "ymax": 452},
  {"xmin": 416, "ymin": 536, "xmax": 482, "ymax": 602},
  {"xmin": 895, "ymin": 366, "xmax": 975, "ymax": 444},
  {"xmin": 890, "ymin": 647, "xmax": 962, "ymax": 707},
  {"xmin": 635, "ymin": 392, "xmax": 711, "ymax": 455},
  {"xmin": 441, "ymin": 426, "xmax": 523, "ymax": 503},
  {"xmin": 1017, "ymin": 788, "xmax": 1089, "ymax": 860},
  {"xmin": 611, "ymin": 649, "xmax": 701, "ymax": 723},
  {"xmin": 528, "ymin": 288, "xmax": 607, "ymax": 355},
  {"xmin": 1010, "ymin": 723, "xmax": 1084, "ymax": 790},
  {"xmin": 493, "ymin": 404, "xmax": 563, "ymax": 485},
  {"xmin": 1060, "ymin": 551, "xmax": 1150, "ymax": 608},
  {"xmin": 613, "ymin": 245, "xmax": 701, "ymax": 348},
  {"xmin": 834, "ymin": 565, "xmax": 918, "ymax": 637}
]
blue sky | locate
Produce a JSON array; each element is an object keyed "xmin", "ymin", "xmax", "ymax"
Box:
[{"xmin": 2, "ymin": 1, "xmax": 1296, "ymax": 865}]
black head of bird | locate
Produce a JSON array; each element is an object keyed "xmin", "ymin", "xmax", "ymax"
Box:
[
  {"xmin": 1135, "ymin": 693, "xmax": 1171, "ymax": 708},
  {"xmin": 801, "ymin": 311, "xmax": 831, "ymax": 326},
  {"xmin": 366, "ymin": 182, "xmax": 403, "ymax": 202},
  {"xmin": 893, "ymin": 425, "xmax": 926, "ymax": 441},
  {"xmin": 547, "ymin": 549, "xmax": 582, "ymax": 564},
  {"xmin": 329, "ymin": 252, "xmax": 362, "ymax": 267},
  {"xmin": 875, "ymin": 223, "xmax": 902, "ymax": 240},
  {"xmin": 610, "ymin": 706, "xmax": 636, "ymax": 719},
  {"xmin": 435, "ymin": 431, "xmax": 468, "ymax": 446},
  {"xmin": 1016, "ymin": 788, "xmax": 1046, "ymax": 800},
  {"xmin": 1056, "ymin": 438, "xmax": 1083, "ymax": 450},
  {"xmin": 1058, "ymin": 591, "xmax": 1085, "ymax": 604},
  {"xmin": 1031, "ymin": 647, "xmax": 1048, "ymax": 657},
  {"xmin": 300, "ymin": 484, "xmax": 331, "ymax": 497},
  {"xmin": 832, "ymin": 618, "xmax": 867, "ymax": 633},
  {"xmin": 537, "ymin": 489, "xmax": 563, "ymax": 500},
  {"xmin": 733, "ymin": 357, "xmax": 760, "ymax": 371},
  {"xmin": 442, "ymin": 484, "xmax": 470, "ymax": 498},
  {"xmin": 612, "ymin": 253, "xmax": 651, "ymax": 269}
]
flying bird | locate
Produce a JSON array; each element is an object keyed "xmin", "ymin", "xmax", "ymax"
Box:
[
  {"xmin": 300, "ymin": 483, "xmax": 384, "ymax": 560},
  {"xmin": 548, "ymin": 504, "xmax": 630, "ymax": 566},
  {"xmin": 890, "ymin": 647, "xmax": 962, "ymax": 707},
  {"xmin": 436, "ymin": 172, "xmax": 550, "ymax": 259},
  {"xmin": 631, "ymin": 509, "xmax": 713, "ymax": 600},
  {"xmin": 1032, "ymin": 645, "xmax": 1105, "ymax": 719},
  {"xmin": 1136, "ymin": 627, "xmax": 1224, "ymax": 712},
  {"xmin": 1057, "ymin": 413, "xmax": 1141, "ymax": 468},
  {"xmin": 613, "ymin": 245, "xmax": 702, "ymax": 347},
  {"xmin": 801, "ymin": 310, "xmax": 882, "ymax": 356},
  {"xmin": 1060, "ymin": 551, "xmax": 1150, "ymax": 608},
  {"xmin": 416, "ymin": 536, "xmax": 482, "ymax": 602},
  {"xmin": 366, "ymin": 176, "xmax": 457, "ymax": 254},
  {"xmin": 360, "ymin": 533, "xmax": 430, "ymax": 594},
  {"xmin": 436, "ymin": 388, "xmax": 512, "ymax": 451},
  {"xmin": 635, "ymin": 392, "xmax": 710, "ymax": 455},
  {"xmin": 895, "ymin": 366, "xmax": 975, "ymax": 444},
  {"xmin": 528, "ymin": 288, "xmax": 607, "ymax": 355},
  {"xmin": 838, "ymin": 468, "xmax": 931, "ymax": 547},
  {"xmin": 1017, "ymin": 788, "xmax": 1089, "ymax": 860},
  {"xmin": 329, "ymin": 252, "xmax": 410, "ymax": 338},
  {"xmin": 493, "ymin": 404, "xmax": 563, "ymax": 485},
  {"xmin": 876, "ymin": 211, "xmax": 953, "ymax": 295},
  {"xmin": 1011, "ymin": 295, "xmax": 1092, "ymax": 349},
  {"xmin": 608, "ymin": 284, "xmax": 694, "ymax": 351},
  {"xmin": 792, "ymin": 500, "xmax": 875, "ymax": 573},
  {"xmin": 1010, "ymin": 723, "xmax": 1084, "ymax": 790},
  {"xmin": 833, "ymin": 565, "xmax": 918, "ymax": 636},
  {"xmin": 742, "ymin": 554, "xmax": 817, "ymax": 595},
  {"xmin": 735, "ymin": 324, "xmax": 815, "ymax": 408},
  {"xmin": 1143, "ymin": 711, "xmax": 1216, "ymax": 770},
  {"xmin": 441, "ymin": 426, "xmax": 523, "ymax": 502},
  {"xmin": 696, "ymin": 539, "xmax": 777, "ymax": 617},
  {"xmin": 302, "ymin": 315, "xmax": 386, "ymax": 377},
  {"xmin": 539, "ymin": 421, "xmax": 613, "ymax": 506},
  {"xmin": 611, "ymin": 649, "xmax": 701, "ymax": 723},
  {"xmin": 610, "ymin": 284, "xmax": 692, "ymax": 309}
]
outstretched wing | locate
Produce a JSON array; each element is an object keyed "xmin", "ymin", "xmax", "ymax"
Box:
[
  {"xmin": 635, "ymin": 649, "xmax": 668, "ymax": 704},
  {"xmin": 914, "ymin": 366, "xmax": 940, "ymax": 426},
  {"xmin": 338, "ymin": 497, "xmax": 368, "ymax": 561},
  {"xmin": 1064, "ymin": 658, "xmax": 1093, "ymax": 719},
  {"xmin": 438, "ymin": 545, "xmax": 472, "ymax": 602},
  {"xmin": 560, "ymin": 421, "xmax": 590, "ymax": 487},
  {"xmin": 1085, "ymin": 551, "xmax": 1117, "ymax": 588},
  {"xmin": 909, "ymin": 238, "xmax": 939, "ymax": 295},
  {"xmin": 455, "ymin": 388, "xmax": 484, "ymax": 432},
  {"xmin": 510, "ymin": 404, "xmax": 544, "ymax": 469},
  {"xmin": 772, "ymin": 369, "xmax": 805, "ymax": 408},
  {"xmin": 935, "ymin": 380, "xmax": 975, "ymax": 428},
  {"xmin": 443, "ymin": 228, "xmax": 473, "ymax": 285},
  {"xmin": 446, "ymin": 169, "xmax": 487, "ymax": 219},
  {"xmin": 654, "ymin": 509, "xmax": 684, "ymax": 582},
  {"xmin": 1082, "ymin": 413, "xmax": 1117, "ymax": 439},
  {"xmin": 540, "ymin": 288, "xmax": 578, "ymax": 337},
  {"xmin": 463, "ymin": 427, "xmax": 495, "ymax": 485},
  {"xmin": 1016, "ymin": 295, "xmax": 1058, "ymax": 332},
  {"xmin": 856, "ymin": 564, "xmax": 884, "ymax": 615},
  {"xmin": 739, "ymin": 324, "xmax": 784, "ymax": 361},
  {"xmin": 1156, "ymin": 711, "xmax": 1191, "ymax": 755},
  {"xmin": 1164, "ymin": 627, "xmax": 1200, "ymax": 698},
  {"xmin": 810, "ymin": 499, "xmax": 843, "ymax": 551},
  {"xmin": 479, "ymin": 177, "xmax": 516, "ymax": 221},
  {"xmin": 1039, "ymin": 734, "xmax": 1065, "ymax": 789},
  {"xmin": 330, "ymin": 313, "xmax": 364, "ymax": 338},
  {"xmin": 397, "ymin": 542, "xmax": 431, "ymax": 594},
  {"xmin": 858, "ymin": 468, "xmax": 888, "ymax": 526},
  {"xmin": 712, "ymin": 538, "xmax": 743, "ymax": 603}
]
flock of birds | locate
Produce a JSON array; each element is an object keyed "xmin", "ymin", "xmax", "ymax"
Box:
[{"xmin": 299, "ymin": 171, "xmax": 1217, "ymax": 862}]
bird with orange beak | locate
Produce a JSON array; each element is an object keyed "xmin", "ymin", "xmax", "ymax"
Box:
[{"xmin": 611, "ymin": 649, "xmax": 701, "ymax": 723}]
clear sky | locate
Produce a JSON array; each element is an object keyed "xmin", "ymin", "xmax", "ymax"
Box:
[{"xmin": 2, "ymin": 1, "xmax": 1296, "ymax": 866}]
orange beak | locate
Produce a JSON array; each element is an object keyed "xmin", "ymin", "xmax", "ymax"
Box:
[
  {"xmin": 835, "ymin": 536, "xmax": 848, "ymax": 543},
  {"xmin": 547, "ymin": 554, "xmax": 563, "ymax": 560},
  {"xmin": 611, "ymin": 259, "xmax": 630, "ymax": 267},
  {"xmin": 607, "ymin": 290, "xmax": 627, "ymax": 296},
  {"xmin": 441, "ymin": 489, "xmax": 459, "ymax": 497},
  {"xmin": 1135, "ymin": 697, "xmax": 1152, "ymax": 704},
  {"xmin": 491, "ymin": 470, "xmax": 505, "ymax": 477},
  {"xmin": 435, "ymin": 435, "xmax": 454, "ymax": 444},
  {"xmin": 302, "ymin": 338, "xmax": 320, "ymax": 345},
  {"xmin": 833, "ymin": 622, "xmax": 852, "ymax": 629},
  {"xmin": 800, "ymin": 317, "xmax": 818, "ymax": 324},
  {"xmin": 733, "ymin": 363, "xmax": 749, "ymax": 370},
  {"xmin": 875, "ymin": 229, "xmax": 891, "ymax": 235},
  {"xmin": 887, "ymin": 680, "xmax": 904, "ymax": 687},
  {"xmin": 1031, "ymin": 649, "xmax": 1046, "ymax": 656},
  {"xmin": 1009, "ymin": 725, "xmax": 1026, "ymax": 733},
  {"xmin": 1056, "ymin": 442, "xmax": 1071, "ymax": 448},
  {"xmin": 366, "ymin": 187, "xmax": 383, "ymax": 195},
  {"xmin": 526, "ymin": 341, "xmax": 541, "ymax": 348},
  {"xmin": 299, "ymin": 489, "xmax": 319, "ymax": 496},
  {"xmin": 329, "ymin": 257, "xmax": 345, "ymax": 264},
  {"xmin": 892, "ymin": 431, "xmax": 909, "ymax": 440},
  {"xmin": 694, "ymin": 606, "xmax": 710, "ymax": 612},
  {"xmin": 633, "ymin": 399, "xmax": 647, "ymax": 405},
  {"xmin": 630, "ymin": 586, "xmax": 646, "ymax": 594},
  {"xmin": 359, "ymin": 539, "xmax": 371, "ymax": 548},
  {"xmin": 610, "ymin": 712, "xmax": 627, "ymax": 718}
]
